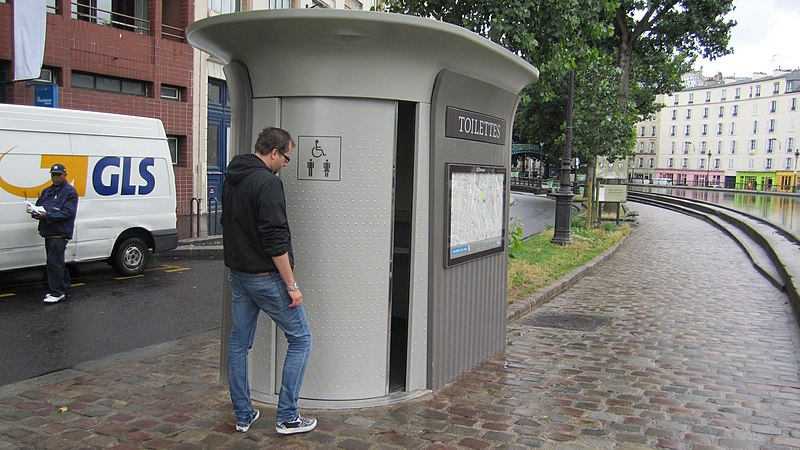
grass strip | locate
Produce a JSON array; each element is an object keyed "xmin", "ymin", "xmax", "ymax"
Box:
[{"xmin": 508, "ymin": 220, "xmax": 630, "ymax": 303}]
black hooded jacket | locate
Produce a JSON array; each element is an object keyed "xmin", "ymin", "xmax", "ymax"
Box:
[{"xmin": 221, "ymin": 153, "xmax": 293, "ymax": 273}]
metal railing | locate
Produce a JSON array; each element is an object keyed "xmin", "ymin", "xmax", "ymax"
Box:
[
  {"xmin": 189, "ymin": 197, "xmax": 202, "ymax": 238},
  {"xmin": 207, "ymin": 197, "xmax": 220, "ymax": 236},
  {"xmin": 70, "ymin": 1, "xmax": 150, "ymax": 35},
  {"xmin": 162, "ymin": 23, "xmax": 185, "ymax": 41}
]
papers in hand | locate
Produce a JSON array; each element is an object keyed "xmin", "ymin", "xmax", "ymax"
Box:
[{"xmin": 25, "ymin": 201, "xmax": 45, "ymax": 215}]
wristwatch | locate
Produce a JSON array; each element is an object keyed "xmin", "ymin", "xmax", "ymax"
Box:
[{"xmin": 286, "ymin": 282, "xmax": 299, "ymax": 291}]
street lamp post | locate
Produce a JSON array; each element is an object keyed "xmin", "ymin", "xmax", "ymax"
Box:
[
  {"xmin": 552, "ymin": 70, "xmax": 575, "ymax": 244},
  {"xmin": 706, "ymin": 151, "xmax": 712, "ymax": 187}
]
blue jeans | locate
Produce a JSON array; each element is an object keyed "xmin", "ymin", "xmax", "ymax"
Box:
[
  {"xmin": 227, "ymin": 270, "xmax": 312, "ymax": 425},
  {"xmin": 44, "ymin": 237, "xmax": 70, "ymax": 296}
]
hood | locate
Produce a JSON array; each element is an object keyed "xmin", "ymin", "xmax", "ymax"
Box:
[{"xmin": 226, "ymin": 153, "xmax": 269, "ymax": 185}]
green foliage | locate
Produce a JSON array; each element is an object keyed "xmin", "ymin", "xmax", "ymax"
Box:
[
  {"xmin": 508, "ymin": 217, "xmax": 524, "ymax": 259},
  {"xmin": 383, "ymin": 0, "xmax": 736, "ymax": 165}
]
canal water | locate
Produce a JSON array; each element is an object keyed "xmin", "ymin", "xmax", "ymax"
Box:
[{"xmin": 631, "ymin": 186, "xmax": 800, "ymax": 240}]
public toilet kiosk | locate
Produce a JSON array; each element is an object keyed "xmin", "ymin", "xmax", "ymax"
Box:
[{"xmin": 187, "ymin": 9, "xmax": 538, "ymax": 408}]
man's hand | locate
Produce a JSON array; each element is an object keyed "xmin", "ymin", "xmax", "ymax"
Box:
[
  {"xmin": 288, "ymin": 289, "xmax": 303, "ymax": 308},
  {"xmin": 31, "ymin": 211, "xmax": 45, "ymax": 220}
]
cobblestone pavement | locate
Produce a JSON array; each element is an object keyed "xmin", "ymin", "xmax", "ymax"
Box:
[{"xmin": 2, "ymin": 204, "xmax": 800, "ymax": 449}]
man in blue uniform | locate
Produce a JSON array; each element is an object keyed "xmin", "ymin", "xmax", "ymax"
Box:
[{"xmin": 32, "ymin": 163, "xmax": 78, "ymax": 303}]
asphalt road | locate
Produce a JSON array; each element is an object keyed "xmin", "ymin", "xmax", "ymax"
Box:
[
  {"xmin": 0, "ymin": 256, "xmax": 225, "ymax": 386},
  {"xmin": 510, "ymin": 192, "xmax": 556, "ymax": 238}
]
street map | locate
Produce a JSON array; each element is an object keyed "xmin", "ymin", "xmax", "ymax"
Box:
[{"xmin": 449, "ymin": 167, "xmax": 505, "ymax": 261}]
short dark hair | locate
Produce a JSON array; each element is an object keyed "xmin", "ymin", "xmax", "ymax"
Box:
[{"xmin": 254, "ymin": 127, "xmax": 294, "ymax": 156}]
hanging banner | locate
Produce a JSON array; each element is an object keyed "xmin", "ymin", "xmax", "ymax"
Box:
[{"xmin": 14, "ymin": 0, "xmax": 47, "ymax": 81}]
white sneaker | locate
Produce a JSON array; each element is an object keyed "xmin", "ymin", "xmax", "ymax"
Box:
[
  {"xmin": 236, "ymin": 409, "xmax": 260, "ymax": 432},
  {"xmin": 275, "ymin": 415, "xmax": 317, "ymax": 435},
  {"xmin": 43, "ymin": 293, "xmax": 65, "ymax": 303}
]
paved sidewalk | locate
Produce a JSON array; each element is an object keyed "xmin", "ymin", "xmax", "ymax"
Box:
[{"xmin": 2, "ymin": 204, "xmax": 800, "ymax": 449}]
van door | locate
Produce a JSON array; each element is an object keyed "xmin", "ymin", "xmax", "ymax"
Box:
[{"xmin": 207, "ymin": 79, "xmax": 230, "ymax": 208}]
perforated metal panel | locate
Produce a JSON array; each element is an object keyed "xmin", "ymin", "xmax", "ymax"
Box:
[{"xmin": 274, "ymin": 97, "xmax": 395, "ymax": 400}]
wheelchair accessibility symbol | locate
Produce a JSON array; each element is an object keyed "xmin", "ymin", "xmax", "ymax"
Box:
[
  {"xmin": 296, "ymin": 135, "xmax": 341, "ymax": 181},
  {"xmin": 311, "ymin": 140, "xmax": 326, "ymax": 158}
]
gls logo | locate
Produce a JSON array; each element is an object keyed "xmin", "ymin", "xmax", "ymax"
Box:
[
  {"xmin": 94, "ymin": 157, "xmax": 156, "ymax": 196},
  {"xmin": 0, "ymin": 147, "xmax": 157, "ymax": 198}
]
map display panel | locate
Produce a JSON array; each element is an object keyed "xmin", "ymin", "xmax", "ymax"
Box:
[{"xmin": 446, "ymin": 164, "xmax": 507, "ymax": 267}]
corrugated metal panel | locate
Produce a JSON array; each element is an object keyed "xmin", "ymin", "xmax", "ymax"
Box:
[{"xmin": 428, "ymin": 70, "xmax": 521, "ymax": 390}]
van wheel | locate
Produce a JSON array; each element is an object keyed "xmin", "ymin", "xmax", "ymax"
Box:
[{"xmin": 111, "ymin": 237, "xmax": 149, "ymax": 276}]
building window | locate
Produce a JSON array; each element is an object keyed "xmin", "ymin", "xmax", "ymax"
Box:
[
  {"xmin": 72, "ymin": 0, "xmax": 151, "ymax": 35},
  {"xmin": 671, "ymin": 142, "xmax": 676, "ymax": 154},
  {"xmin": 683, "ymin": 142, "xmax": 692, "ymax": 153},
  {"xmin": 792, "ymin": 98, "xmax": 797, "ymax": 111},
  {"xmin": 703, "ymin": 107, "xmax": 708, "ymax": 118},
  {"xmin": 700, "ymin": 141, "xmax": 707, "ymax": 153},
  {"xmin": 768, "ymin": 119, "xmax": 775, "ymax": 133},
  {"xmin": 639, "ymin": 142, "xmax": 644, "ymax": 152},
  {"xmin": 699, "ymin": 158, "xmax": 706, "ymax": 169},
  {"xmin": 721, "ymin": 89, "xmax": 727, "ymax": 101},
  {"xmin": 773, "ymin": 82, "xmax": 780, "ymax": 94},
  {"xmin": 167, "ymin": 136, "xmax": 180, "ymax": 165},
  {"xmin": 767, "ymin": 139, "xmax": 776, "ymax": 153},
  {"xmin": 755, "ymin": 85, "xmax": 761, "ymax": 97},
  {"xmin": 752, "ymin": 103, "xmax": 758, "ymax": 115},
  {"xmin": 718, "ymin": 106, "xmax": 724, "ymax": 117},
  {"xmin": 752, "ymin": 120, "xmax": 758, "ymax": 133},
  {"xmin": 732, "ymin": 105, "xmax": 738, "ymax": 116},
  {"xmin": 749, "ymin": 139, "xmax": 757, "ymax": 152},
  {"xmin": 681, "ymin": 158, "xmax": 688, "ymax": 169},
  {"xmin": 673, "ymin": 95, "xmax": 679, "ymax": 105},
  {"xmin": 649, "ymin": 158, "xmax": 654, "ymax": 168},
  {"xmin": 735, "ymin": 87, "xmax": 741, "ymax": 99},
  {"xmin": 770, "ymin": 100, "xmax": 777, "ymax": 113},
  {"xmin": 71, "ymin": 71, "xmax": 148, "ymax": 96},
  {"xmin": 668, "ymin": 158, "xmax": 674, "ymax": 168},
  {"xmin": 671, "ymin": 110, "xmax": 677, "ymax": 120},
  {"xmin": 714, "ymin": 158, "xmax": 720, "ymax": 169},
  {"xmin": 160, "ymin": 85, "xmax": 182, "ymax": 100},
  {"xmin": 701, "ymin": 124, "xmax": 708, "ymax": 136},
  {"xmin": 269, "ymin": 0, "xmax": 291, "ymax": 7},
  {"xmin": 765, "ymin": 158, "xmax": 772, "ymax": 169},
  {"xmin": 705, "ymin": 91, "xmax": 711, "ymax": 102},
  {"xmin": 748, "ymin": 159, "xmax": 754, "ymax": 169},
  {"xmin": 686, "ymin": 109, "xmax": 692, "ymax": 119},
  {"xmin": 639, "ymin": 126, "xmax": 645, "ymax": 137},
  {"xmin": 651, "ymin": 126, "xmax": 656, "ymax": 137},
  {"xmin": 787, "ymin": 158, "xmax": 794, "ymax": 170},
  {"xmin": 789, "ymin": 137, "xmax": 795, "ymax": 151},
  {"xmin": 649, "ymin": 142, "xmax": 655, "ymax": 153},
  {"xmin": 728, "ymin": 159, "xmax": 734, "ymax": 169},
  {"xmin": 716, "ymin": 141, "xmax": 723, "ymax": 154},
  {"xmin": 716, "ymin": 123, "xmax": 723, "ymax": 135},
  {"xmin": 637, "ymin": 158, "xmax": 643, "ymax": 168},
  {"xmin": 730, "ymin": 141, "xmax": 736, "ymax": 154},
  {"xmin": 670, "ymin": 125, "xmax": 675, "ymax": 136},
  {"xmin": 209, "ymin": 0, "xmax": 239, "ymax": 14},
  {"xmin": 684, "ymin": 125, "xmax": 691, "ymax": 136},
  {"xmin": 730, "ymin": 122, "xmax": 735, "ymax": 135},
  {"xmin": 688, "ymin": 93, "xmax": 694, "ymax": 104}
]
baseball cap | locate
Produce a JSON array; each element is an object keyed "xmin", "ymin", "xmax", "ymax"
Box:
[{"xmin": 49, "ymin": 163, "xmax": 66, "ymax": 174}]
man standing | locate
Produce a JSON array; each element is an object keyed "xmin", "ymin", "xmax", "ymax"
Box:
[
  {"xmin": 32, "ymin": 163, "xmax": 78, "ymax": 303},
  {"xmin": 221, "ymin": 127, "xmax": 316, "ymax": 435}
]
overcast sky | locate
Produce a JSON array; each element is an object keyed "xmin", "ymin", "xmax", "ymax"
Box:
[{"xmin": 693, "ymin": 0, "xmax": 800, "ymax": 77}]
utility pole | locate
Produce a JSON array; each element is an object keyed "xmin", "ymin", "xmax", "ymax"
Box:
[{"xmin": 552, "ymin": 70, "xmax": 575, "ymax": 245}]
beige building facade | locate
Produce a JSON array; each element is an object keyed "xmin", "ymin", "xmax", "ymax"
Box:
[{"xmin": 635, "ymin": 71, "xmax": 800, "ymax": 190}]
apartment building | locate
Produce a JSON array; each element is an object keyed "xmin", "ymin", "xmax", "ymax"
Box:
[
  {"xmin": 0, "ymin": 0, "xmax": 196, "ymax": 212},
  {"xmin": 635, "ymin": 71, "xmax": 800, "ymax": 190}
]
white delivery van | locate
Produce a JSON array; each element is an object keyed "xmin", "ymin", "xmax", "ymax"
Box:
[{"xmin": 0, "ymin": 104, "xmax": 178, "ymax": 276}]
